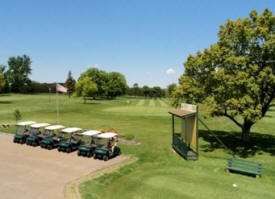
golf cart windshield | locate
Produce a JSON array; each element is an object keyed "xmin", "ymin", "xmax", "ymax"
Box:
[
  {"xmin": 81, "ymin": 135, "xmax": 93, "ymax": 145},
  {"xmin": 29, "ymin": 128, "xmax": 39, "ymax": 136},
  {"xmin": 16, "ymin": 126, "xmax": 25, "ymax": 134},
  {"xmin": 71, "ymin": 133, "xmax": 82, "ymax": 142},
  {"xmin": 96, "ymin": 138, "xmax": 108, "ymax": 148},
  {"xmin": 42, "ymin": 129, "xmax": 53, "ymax": 137}
]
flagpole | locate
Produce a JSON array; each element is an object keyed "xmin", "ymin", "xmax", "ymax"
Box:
[{"xmin": 56, "ymin": 83, "xmax": 59, "ymax": 124}]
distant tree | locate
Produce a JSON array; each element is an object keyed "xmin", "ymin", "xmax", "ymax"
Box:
[
  {"xmin": 105, "ymin": 72, "xmax": 127, "ymax": 99},
  {"xmin": 172, "ymin": 9, "xmax": 275, "ymax": 144},
  {"xmin": 6, "ymin": 55, "xmax": 32, "ymax": 92},
  {"xmin": 65, "ymin": 71, "xmax": 76, "ymax": 98},
  {"xmin": 142, "ymin": 85, "xmax": 150, "ymax": 98},
  {"xmin": 133, "ymin": 83, "xmax": 139, "ymax": 98},
  {"xmin": 0, "ymin": 72, "xmax": 5, "ymax": 92},
  {"xmin": 167, "ymin": 83, "xmax": 177, "ymax": 97},
  {"xmin": 152, "ymin": 86, "xmax": 162, "ymax": 98},
  {"xmin": 79, "ymin": 67, "xmax": 108, "ymax": 97},
  {"xmin": 74, "ymin": 77, "xmax": 98, "ymax": 103}
]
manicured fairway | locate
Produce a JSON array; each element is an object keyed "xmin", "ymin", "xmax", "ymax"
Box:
[{"xmin": 0, "ymin": 94, "xmax": 274, "ymax": 199}]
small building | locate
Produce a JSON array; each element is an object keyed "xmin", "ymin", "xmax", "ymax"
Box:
[{"xmin": 168, "ymin": 103, "xmax": 198, "ymax": 160}]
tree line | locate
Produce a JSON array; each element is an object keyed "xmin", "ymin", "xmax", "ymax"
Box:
[
  {"xmin": 126, "ymin": 83, "xmax": 174, "ymax": 98},
  {"xmin": 0, "ymin": 56, "xmax": 176, "ymax": 100}
]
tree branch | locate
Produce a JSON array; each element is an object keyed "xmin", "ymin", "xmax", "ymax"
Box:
[{"xmin": 224, "ymin": 109, "xmax": 243, "ymax": 128}]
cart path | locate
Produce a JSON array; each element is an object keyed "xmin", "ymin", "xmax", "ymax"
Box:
[{"xmin": 0, "ymin": 133, "xmax": 129, "ymax": 199}]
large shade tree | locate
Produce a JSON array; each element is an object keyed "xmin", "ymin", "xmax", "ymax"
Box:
[
  {"xmin": 79, "ymin": 67, "xmax": 108, "ymax": 96},
  {"xmin": 6, "ymin": 55, "xmax": 32, "ymax": 92},
  {"xmin": 105, "ymin": 72, "xmax": 127, "ymax": 99},
  {"xmin": 74, "ymin": 77, "xmax": 98, "ymax": 103},
  {"xmin": 173, "ymin": 9, "xmax": 275, "ymax": 143}
]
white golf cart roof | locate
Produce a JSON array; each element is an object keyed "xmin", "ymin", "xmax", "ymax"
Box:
[
  {"xmin": 17, "ymin": 121, "xmax": 36, "ymax": 126},
  {"xmin": 31, "ymin": 123, "xmax": 51, "ymax": 128},
  {"xmin": 62, "ymin": 127, "xmax": 82, "ymax": 133},
  {"xmin": 45, "ymin": 125, "xmax": 65, "ymax": 130},
  {"xmin": 97, "ymin": 132, "xmax": 118, "ymax": 139},
  {"xmin": 81, "ymin": 130, "xmax": 101, "ymax": 136}
]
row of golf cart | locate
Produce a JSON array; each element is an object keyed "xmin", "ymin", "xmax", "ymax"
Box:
[{"xmin": 13, "ymin": 121, "xmax": 120, "ymax": 161}]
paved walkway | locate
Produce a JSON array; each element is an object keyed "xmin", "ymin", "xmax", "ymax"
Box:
[{"xmin": 0, "ymin": 133, "xmax": 128, "ymax": 199}]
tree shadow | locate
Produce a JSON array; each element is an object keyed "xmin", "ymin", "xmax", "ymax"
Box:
[
  {"xmin": 199, "ymin": 130, "xmax": 275, "ymax": 158},
  {"xmin": 0, "ymin": 101, "xmax": 12, "ymax": 104}
]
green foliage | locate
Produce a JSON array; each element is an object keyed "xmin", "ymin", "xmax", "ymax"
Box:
[
  {"xmin": 105, "ymin": 72, "xmax": 127, "ymax": 99},
  {"xmin": 173, "ymin": 9, "xmax": 275, "ymax": 142},
  {"xmin": 79, "ymin": 67, "xmax": 108, "ymax": 96},
  {"xmin": 65, "ymin": 70, "xmax": 76, "ymax": 97},
  {"xmin": 6, "ymin": 55, "xmax": 32, "ymax": 92},
  {"xmin": 142, "ymin": 85, "xmax": 150, "ymax": 98},
  {"xmin": 167, "ymin": 83, "xmax": 177, "ymax": 97},
  {"xmin": 0, "ymin": 72, "xmax": 5, "ymax": 92},
  {"xmin": 74, "ymin": 77, "xmax": 98, "ymax": 100},
  {"xmin": 14, "ymin": 109, "xmax": 21, "ymax": 122}
]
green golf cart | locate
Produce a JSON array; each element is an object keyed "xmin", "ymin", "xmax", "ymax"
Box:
[
  {"xmin": 57, "ymin": 127, "xmax": 82, "ymax": 153},
  {"xmin": 26, "ymin": 123, "xmax": 50, "ymax": 146},
  {"xmin": 13, "ymin": 121, "xmax": 36, "ymax": 144},
  {"xmin": 40, "ymin": 125, "xmax": 65, "ymax": 149},
  {"xmin": 77, "ymin": 130, "xmax": 101, "ymax": 157},
  {"xmin": 93, "ymin": 132, "xmax": 121, "ymax": 161}
]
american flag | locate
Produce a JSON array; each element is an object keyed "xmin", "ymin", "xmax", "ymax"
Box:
[{"xmin": 56, "ymin": 84, "xmax": 68, "ymax": 93}]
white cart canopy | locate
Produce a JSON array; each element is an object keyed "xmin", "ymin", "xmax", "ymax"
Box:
[
  {"xmin": 81, "ymin": 130, "xmax": 101, "ymax": 136},
  {"xmin": 62, "ymin": 127, "xmax": 82, "ymax": 133},
  {"xmin": 31, "ymin": 123, "xmax": 50, "ymax": 128},
  {"xmin": 45, "ymin": 125, "xmax": 65, "ymax": 130},
  {"xmin": 17, "ymin": 121, "xmax": 36, "ymax": 126},
  {"xmin": 97, "ymin": 132, "xmax": 118, "ymax": 139}
]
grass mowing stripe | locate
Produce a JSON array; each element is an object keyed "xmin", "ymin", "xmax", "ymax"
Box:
[
  {"xmin": 143, "ymin": 99, "xmax": 150, "ymax": 106},
  {"xmin": 155, "ymin": 99, "xmax": 161, "ymax": 107},
  {"xmin": 137, "ymin": 99, "xmax": 145, "ymax": 106},
  {"xmin": 148, "ymin": 99, "xmax": 155, "ymax": 107},
  {"xmin": 158, "ymin": 99, "xmax": 169, "ymax": 107}
]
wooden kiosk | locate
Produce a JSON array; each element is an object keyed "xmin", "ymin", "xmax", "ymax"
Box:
[{"xmin": 169, "ymin": 103, "xmax": 198, "ymax": 160}]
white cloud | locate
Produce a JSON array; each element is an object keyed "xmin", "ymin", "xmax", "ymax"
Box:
[{"xmin": 166, "ymin": 68, "xmax": 176, "ymax": 75}]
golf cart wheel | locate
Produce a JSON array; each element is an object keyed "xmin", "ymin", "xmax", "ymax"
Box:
[
  {"xmin": 87, "ymin": 152, "xmax": 92, "ymax": 158},
  {"xmin": 66, "ymin": 147, "xmax": 71, "ymax": 153},
  {"xmin": 20, "ymin": 139, "xmax": 25, "ymax": 144},
  {"xmin": 13, "ymin": 139, "xmax": 16, "ymax": 143},
  {"xmin": 77, "ymin": 151, "xmax": 81, "ymax": 156},
  {"xmin": 47, "ymin": 145, "xmax": 52, "ymax": 150},
  {"xmin": 103, "ymin": 155, "xmax": 109, "ymax": 161},
  {"xmin": 58, "ymin": 147, "xmax": 61, "ymax": 152},
  {"xmin": 93, "ymin": 154, "xmax": 97, "ymax": 159}
]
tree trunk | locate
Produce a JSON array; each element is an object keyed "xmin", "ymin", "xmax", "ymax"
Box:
[{"xmin": 241, "ymin": 120, "xmax": 253, "ymax": 144}]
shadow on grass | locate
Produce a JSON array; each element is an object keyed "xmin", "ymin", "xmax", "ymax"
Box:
[
  {"xmin": 200, "ymin": 130, "xmax": 275, "ymax": 158},
  {"xmin": 0, "ymin": 101, "xmax": 12, "ymax": 104}
]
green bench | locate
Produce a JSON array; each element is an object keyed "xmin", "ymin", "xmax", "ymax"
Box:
[{"xmin": 226, "ymin": 158, "xmax": 262, "ymax": 178}]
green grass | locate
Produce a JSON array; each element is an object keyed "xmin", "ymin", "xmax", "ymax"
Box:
[{"xmin": 0, "ymin": 94, "xmax": 274, "ymax": 199}]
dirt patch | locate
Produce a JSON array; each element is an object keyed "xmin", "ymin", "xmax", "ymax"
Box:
[{"xmin": 0, "ymin": 133, "xmax": 128, "ymax": 199}]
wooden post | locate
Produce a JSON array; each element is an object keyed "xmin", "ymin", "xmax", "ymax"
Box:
[{"xmin": 172, "ymin": 115, "xmax": 174, "ymax": 146}]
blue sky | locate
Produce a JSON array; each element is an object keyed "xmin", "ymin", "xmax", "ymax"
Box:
[{"xmin": 0, "ymin": 0, "xmax": 274, "ymax": 88}]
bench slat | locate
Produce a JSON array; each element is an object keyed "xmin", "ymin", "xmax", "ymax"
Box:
[{"xmin": 226, "ymin": 158, "xmax": 262, "ymax": 177}]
